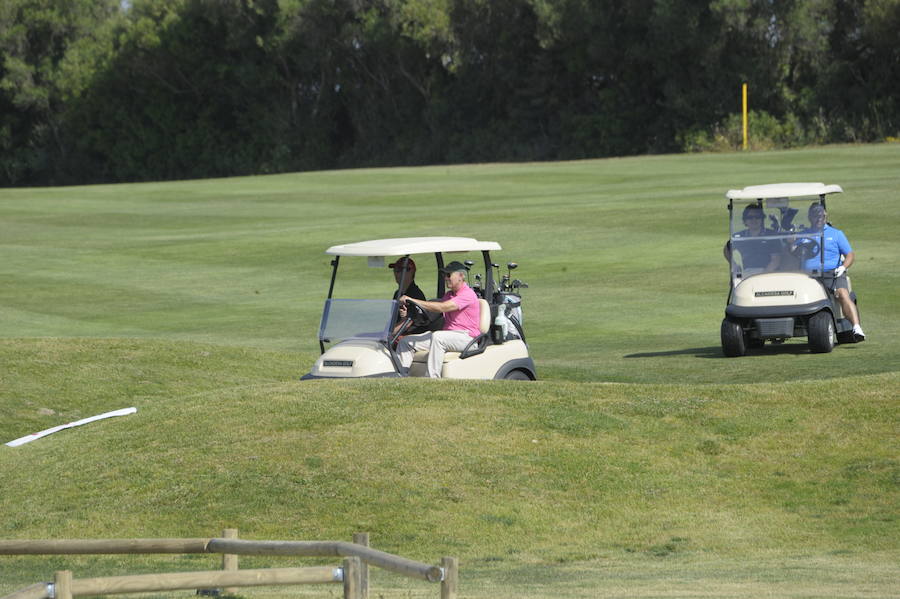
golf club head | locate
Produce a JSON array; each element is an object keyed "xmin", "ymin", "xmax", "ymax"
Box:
[{"xmin": 780, "ymin": 207, "xmax": 798, "ymax": 230}]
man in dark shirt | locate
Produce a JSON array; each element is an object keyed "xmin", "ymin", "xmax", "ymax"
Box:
[
  {"xmin": 390, "ymin": 257, "xmax": 426, "ymax": 334},
  {"xmin": 723, "ymin": 204, "xmax": 781, "ymax": 272},
  {"xmin": 390, "ymin": 257, "xmax": 426, "ymax": 302}
]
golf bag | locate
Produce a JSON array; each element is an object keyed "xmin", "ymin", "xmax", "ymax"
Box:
[{"xmin": 494, "ymin": 293, "xmax": 525, "ymax": 341}]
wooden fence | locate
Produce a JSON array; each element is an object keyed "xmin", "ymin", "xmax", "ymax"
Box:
[{"xmin": 0, "ymin": 530, "xmax": 458, "ymax": 599}]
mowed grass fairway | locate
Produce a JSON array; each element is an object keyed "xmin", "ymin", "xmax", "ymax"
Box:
[{"xmin": 1, "ymin": 144, "xmax": 898, "ymax": 597}]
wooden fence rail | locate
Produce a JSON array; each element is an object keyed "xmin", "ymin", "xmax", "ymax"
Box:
[
  {"xmin": 0, "ymin": 532, "xmax": 457, "ymax": 599},
  {"xmin": 0, "ymin": 539, "xmax": 210, "ymax": 554},
  {"xmin": 57, "ymin": 565, "xmax": 343, "ymax": 597},
  {"xmin": 205, "ymin": 539, "xmax": 444, "ymax": 582}
]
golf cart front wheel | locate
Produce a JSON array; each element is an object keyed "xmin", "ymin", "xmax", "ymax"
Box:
[
  {"xmin": 808, "ymin": 311, "xmax": 835, "ymax": 353},
  {"xmin": 721, "ymin": 318, "xmax": 747, "ymax": 357}
]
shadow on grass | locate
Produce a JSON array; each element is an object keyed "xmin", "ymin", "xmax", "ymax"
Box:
[
  {"xmin": 624, "ymin": 346, "xmax": 724, "ymax": 359},
  {"xmin": 624, "ymin": 343, "xmax": 829, "ymax": 359}
]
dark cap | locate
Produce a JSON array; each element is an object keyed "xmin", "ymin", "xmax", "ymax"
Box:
[
  {"xmin": 388, "ymin": 257, "xmax": 416, "ymax": 271},
  {"xmin": 440, "ymin": 260, "xmax": 469, "ymax": 274}
]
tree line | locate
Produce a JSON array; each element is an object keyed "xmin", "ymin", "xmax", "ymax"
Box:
[{"xmin": 1, "ymin": 0, "xmax": 898, "ymax": 186}]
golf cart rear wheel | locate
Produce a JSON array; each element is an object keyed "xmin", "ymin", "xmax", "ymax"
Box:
[
  {"xmin": 504, "ymin": 369, "xmax": 532, "ymax": 380},
  {"xmin": 808, "ymin": 311, "xmax": 835, "ymax": 353},
  {"xmin": 721, "ymin": 318, "xmax": 747, "ymax": 357}
]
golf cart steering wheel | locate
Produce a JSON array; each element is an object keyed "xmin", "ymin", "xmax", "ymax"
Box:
[
  {"xmin": 405, "ymin": 299, "xmax": 431, "ymax": 327},
  {"xmin": 791, "ymin": 237, "xmax": 820, "ymax": 261}
]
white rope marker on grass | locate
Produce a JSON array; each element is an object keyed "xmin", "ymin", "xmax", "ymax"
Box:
[{"xmin": 5, "ymin": 407, "xmax": 137, "ymax": 447}]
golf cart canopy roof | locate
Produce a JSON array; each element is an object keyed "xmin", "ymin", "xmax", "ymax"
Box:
[
  {"xmin": 325, "ymin": 237, "xmax": 502, "ymax": 257},
  {"xmin": 726, "ymin": 183, "xmax": 843, "ymax": 200}
]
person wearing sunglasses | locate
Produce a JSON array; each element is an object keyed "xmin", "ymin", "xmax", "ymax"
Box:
[
  {"xmin": 389, "ymin": 257, "xmax": 425, "ymax": 304},
  {"xmin": 723, "ymin": 204, "xmax": 781, "ymax": 272},
  {"xmin": 389, "ymin": 257, "xmax": 426, "ymax": 335}
]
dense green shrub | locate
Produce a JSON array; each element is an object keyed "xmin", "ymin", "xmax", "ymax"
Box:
[{"xmin": 679, "ymin": 110, "xmax": 830, "ymax": 153}]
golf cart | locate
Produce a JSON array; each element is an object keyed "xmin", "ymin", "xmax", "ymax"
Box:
[
  {"xmin": 721, "ymin": 183, "xmax": 860, "ymax": 356},
  {"xmin": 302, "ymin": 237, "xmax": 536, "ymax": 380}
]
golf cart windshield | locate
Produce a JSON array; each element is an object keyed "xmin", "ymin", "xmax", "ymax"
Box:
[
  {"xmin": 318, "ymin": 299, "xmax": 397, "ymax": 344},
  {"xmin": 728, "ymin": 197, "xmax": 827, "ymax": 277}
]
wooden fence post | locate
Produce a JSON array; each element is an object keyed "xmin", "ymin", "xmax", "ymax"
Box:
[
  {"xmin": 440, "ymin": 557, "xmax": 458, "ymax": 599},
  {"xmin": 221, "ymin": 528, "xmax": 238, "ymax": 595},
  {"xmin": 351, "ymin": 532, "xmax": 369, "ymax": 599},
  {"xmin": 54, "ymin": 571, "xmax": 73, "ymax": 599},
  {"xmin": 342, "ymin": 557, "xmax": 361, "ymax": 599}
]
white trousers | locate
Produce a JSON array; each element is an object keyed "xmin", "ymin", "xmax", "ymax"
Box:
[{"xmin": 397, "ymin": 330, "xmax": 473, "ymax": 378}]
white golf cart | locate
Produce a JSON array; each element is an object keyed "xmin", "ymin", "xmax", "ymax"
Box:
[
  {"xmin": 721, "ymin": 183, "xmax": 860, "ymax": 356},
  {"xmin": 302, "ymin": 237, "xmax": 536, "ymax": 380}
]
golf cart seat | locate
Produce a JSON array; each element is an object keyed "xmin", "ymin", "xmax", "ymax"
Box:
[{"xmin": 410, "ymin": 299, "xmax": 492, "ymax": 374}]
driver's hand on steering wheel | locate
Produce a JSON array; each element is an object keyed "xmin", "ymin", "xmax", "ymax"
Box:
[{"xmin": 398, "ymin": 295, "xmax": 412, "ymax": 316}]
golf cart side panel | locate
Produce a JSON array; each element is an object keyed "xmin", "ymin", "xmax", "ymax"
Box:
[
  {"xmin": 308, "ymin": 339, "xmax": 398, "ymax": 378},
  {"xmin": 443, "ymin": 339, "xmax": 531, "ymax": 379},
  {"xmin": 730, "ymin": 273, "xmax": 828, "ymax": 307},
  {"xmin": 407, "ymin": 339, "xmax": 531, "ymax": 379}
]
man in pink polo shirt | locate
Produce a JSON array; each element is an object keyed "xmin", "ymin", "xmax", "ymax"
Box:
[{"xmin": 397, "ymin": 261, "xmax": 481, "ymax": 378}]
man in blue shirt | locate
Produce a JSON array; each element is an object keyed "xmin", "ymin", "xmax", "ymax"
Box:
[{"xmin": 799, "ymin": 203, "xmax": 865, "ymax": 341}]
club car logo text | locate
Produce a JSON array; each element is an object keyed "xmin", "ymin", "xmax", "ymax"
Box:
[
  {"xmin": 754, "ymin": 290, "xmax": 794, "ymax": 297},
  {"xmin": 323, "ymin": 360, "xmax": 354, "ymax": 367}
]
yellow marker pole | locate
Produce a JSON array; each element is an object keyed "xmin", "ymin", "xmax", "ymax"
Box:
[{"xmin": 742, "ymin": 83, "xmax": 748, "ymax": 150}]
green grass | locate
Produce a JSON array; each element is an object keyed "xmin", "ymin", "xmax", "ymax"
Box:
[
  {"xmin": 2, "ymin": 144, "xmax": 898, "ymax": 381},
  {"xmin": 1, "ymin": 144, "xmax": 899, "ymax": 597}
]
